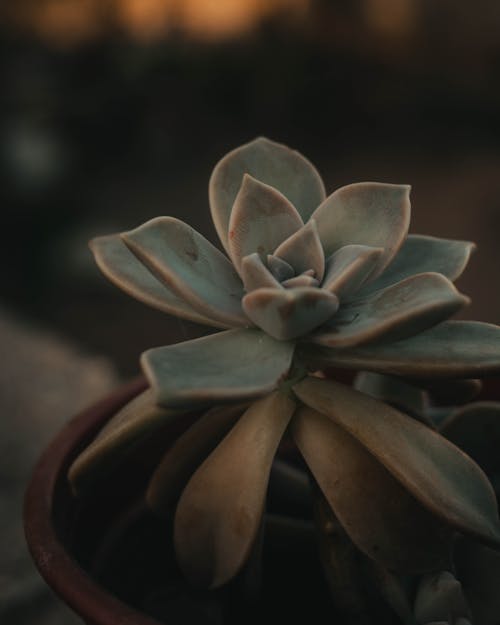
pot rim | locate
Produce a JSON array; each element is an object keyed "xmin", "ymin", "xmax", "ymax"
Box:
[{"xmin": 23, "ymin": 375, "xmax": 165, "ymax": 625}]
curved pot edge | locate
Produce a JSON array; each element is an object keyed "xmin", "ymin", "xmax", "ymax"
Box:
[{"xmin": 23, "ymin": 375, "xmax": 164, "ymax": 625}]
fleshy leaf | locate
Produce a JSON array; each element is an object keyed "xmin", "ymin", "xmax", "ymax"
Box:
[
  {"xmin": 301, "ymin": 321, "xmax": 500, "ymax": 379},
  {"xmin": 174, "ymin": 391, "xmax": 295, "ymax": 588},
  {"xmin": 68, "ymin": 389, "xmax": 181, "ymax": 495},
  {"xmin": 267, "ymin": 254, "xmax": 294, "ymax": 282},
  {"xmin": 310, "ymin": 182, "xmax": 411, "ymax": 278},
  {"xmin": 209, "ymin": 137, "xmax": 325, "ymax": 252},
  {"xmin": 274, "ymin": 220, "xmax": 325, "ymax": 281},
  {"xmin": 440, "ymin": 402, "xmax": 500, "ymax": 476},
  {"xmin": 146, "ymin": 403, "xmax": 248, "ymax": 516},
  {"xmin": 413, "ymin": 572, "xmax": 471, "ymax": 624},
  {"xmin": 227, "ymin": 175, "xmax": 303, "ymax": 272},
  {"xmin": 293, "ymin": 377, "xmax": 500, "ymax": 547},
  {"xmin": 240, "ymin": 253, "xmax": 281, "ymax": 292},
  {"xmin": 354, "ymin": 371, "xmax": 426, "ymax": 420},
  {"xmin": 90, "ymin": 235, "xmax": 224, "ymax": 327},
  {"xmin": 292, "ymin": 406, "xmax": 452, "ymax": 572},
  {"xmin": 122, "ymin": 217, "xmax": 247, "ymax": 328},
  {"xmin": 281, "ymin": 274, "xmax": 319, "ymax": 288},
  {"xmin": 360, "ymin": 234, "xmax": 476, "ymax": 295},
  {"xmin": 243, "ymin": 287, "xmax": 339, "ymax": 341},
  {"xmin": 141, "ymin": 329, "xmax": 295, "ymax": 408},
  {"xmin": 313, "ymin": 273, "xmax": 469, "ymax": 348},
  {"xmin": 322, "ymin": 245, "xmax": 384, "ymax": 299}
]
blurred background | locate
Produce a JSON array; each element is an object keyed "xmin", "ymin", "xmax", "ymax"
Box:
[
  {"xmin": 1, "ymin": 2, "xmax": 500, "ymax": 622},
  {"xmin": 1, "ymin": 0, "xmax": 500, "ymax": 377}
]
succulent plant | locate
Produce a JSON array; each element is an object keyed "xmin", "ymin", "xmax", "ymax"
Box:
[
  {"xmin": 69, "ymin": 137, "xmax": 500, "ymax": 622},
  {"xmin": 355, "ymin": 373, "xmax": 500, "ymax": 625}
]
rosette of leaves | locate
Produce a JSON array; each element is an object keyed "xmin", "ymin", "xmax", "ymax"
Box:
[{"xmin": 69, "ymin": 138, "xmax": 500, "ymax": 611}]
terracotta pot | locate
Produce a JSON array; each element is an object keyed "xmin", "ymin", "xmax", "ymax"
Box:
[
  {"xmin": 24, "ymin": 375, "xmax": 500, "ymax": 625},
  {"xmin": 23, "ymin": 376, "xmax": 170, "ymax": 625},
  {"xmin": 23, "ymin": 377, "xmax": 327, "ymax": 625}
]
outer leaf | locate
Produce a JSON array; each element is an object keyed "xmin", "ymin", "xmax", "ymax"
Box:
[
  {"xmin": 174, "ymin": 391, "xmax": 295, "ymax": 588},
  {"xmin": 209, "ymin": 137, "xmax": 325, "ymax": 252},
  {"xmin": 243, "ymin": 287, "xmax": 339, "ymax": 341},
  {"xmin": 122, "ymin": 217, "xmax": 247, "ymax": 328},
  {"xmin": 292, "ymin": 406, "xmax": 452, "ymax": 572},
  {"xmin": 313, "ymin": 273, "xmax": 469, "ymax": 348},
  {"xmin": 310, "ymin": 182, "xmax": 411, "ymax": 278},
  {"xmin": 146, "ymin": 403, "xmax": 248, "ymax": 516},
  {"xmin": 90, "ymin": 235, "xmax": 223, "ymax": 327},
  {"xmin": 301, "ymin": 321, "xmax": 500, "ymax": 379},
  {"xmin": 293, "ymin": 377, "xmax": 500, "ymax": 547},
  {"xmin": 360, "ymin": 234, "xmax": 476, "ymax": 295},
  {"xmin": 413, "ymin": 572, "xmax": 471, "ymax": 624},
  {"xmin": 274, "ymin": 220, "xmax": 325, "ymax": 281},
  {"xmin": 68, "ymin": 389, "xmax": 180, "ymax": 495},
  {"xmin": 240, "ymin": 253, "xmax": 281, "ymax": 292},
  {"xmin": 141, "ymin": 329, "xmax": 295, "ymax": 408},
  {"xmin": 322, "ymin": 245, "xmax": 384, "ymax": 299},
  {"xmin": 227, "ymin": 175, "xmax": 303, "ymax": 272},
  {"xmin": 440, "ymin": 402, "xmax": 500, "ymax": 476}
]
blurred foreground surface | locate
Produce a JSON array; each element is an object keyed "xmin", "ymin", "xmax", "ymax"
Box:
[{"xmin": 0, "ymin": 310, "xmax": 116, "ymax": 624}]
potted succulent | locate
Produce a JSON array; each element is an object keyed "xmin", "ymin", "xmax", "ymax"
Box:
[{"xmin": 25, "ymin": 137, "xmax": 500, "ymax": 625}]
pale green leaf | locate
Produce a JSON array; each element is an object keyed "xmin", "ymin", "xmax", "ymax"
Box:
[
  {"xmin": 228, "ymin": 174, "xmax": 303, "ymax": 272},
  {"xmin": 274, "ymin": 219, "xmax": 325, "ymax": 281},
  {"xmin": 241, "ymin": 253, "xmax": 281, "ymax": 292},
  {"xmin": 312, "ymin": 273, "xmax": 468, "ymax": 348},
  {"xmin": 311, "ymin": 182, "xmax": 411, "ymax": 277},
  {"xmin": 242, "ymin": 286, "xmax": 338, "ymax": 341},
  {"xmin": 360, "ymin": 234, "xmax": 476, "ymax": 296},
  {"xmin": 322, "ymin": 244, "xmax": 383, "ymax": 299},
  {"xmin": 300, "ymin": 321, "xmax": 500, "ymax": 379},
  {"xmin": 122, "ymin": 217, "xmax": 247, "ymax": 328},
  {"xmin": 141, "ymin": 329, "xmax": 295, "ymax": 408},
  {"xmin": 209, "ymin": 137, "xmax": 325, "ymax": 252},
  {"xmin": 90, "ymin": 235, "xmax": 223, "ymax": 327}
]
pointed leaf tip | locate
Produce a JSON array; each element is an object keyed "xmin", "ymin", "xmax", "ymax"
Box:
[
  {"xmin": 228, "ymin": 175, "xmax": 303, "ymax": 272},
  {"xmin": 311, "ymin": 182, "xmax": 411, "ymax": 278},
  {"xmin": 274, "ymin": 219, "xmax": 325, "ymax": 281},
  {"xmin": 360, "ymin": 234, "xmax": 477, "ymax": 295},
  {"xmin": 210, "ymin": 137, "xmax": 325, "ymax": 252}
]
